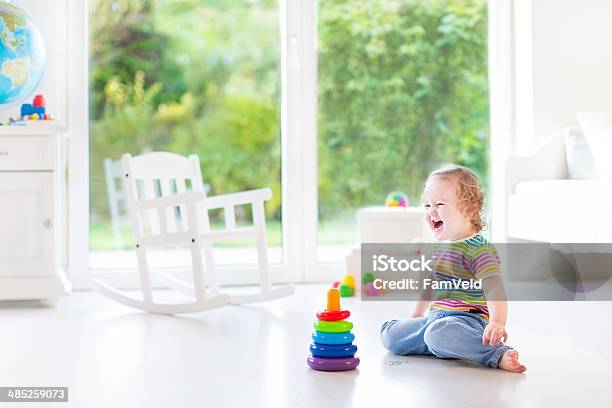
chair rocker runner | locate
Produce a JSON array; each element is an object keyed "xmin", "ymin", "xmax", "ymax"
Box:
[{"xmin": 92, "ymin": 152, "xmax": 293, "ymax": 314}]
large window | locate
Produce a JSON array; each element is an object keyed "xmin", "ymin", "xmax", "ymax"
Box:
[
  {"xmin": 89, "ymin": 0, "xmax": 282, "ymax": 270},
  {"xmin": 317, "ymin": 0, "xmax": 489, "ymax": 260},
  {"xmin": 84, "ymin": 0, "xmax": 490, "ymax": 283}
]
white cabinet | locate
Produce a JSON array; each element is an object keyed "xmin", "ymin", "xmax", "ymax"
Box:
[{"xmin": 0, "ymin": 133, "xmax": 70, "ymax": 300}]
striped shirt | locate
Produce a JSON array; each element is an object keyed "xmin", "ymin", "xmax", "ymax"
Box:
[{"xmin": 429, "ymin": 233, "xmax": 500, "ymax": 318}]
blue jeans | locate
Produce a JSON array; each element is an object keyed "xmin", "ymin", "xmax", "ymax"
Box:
[{"xmin": 380, "ymin": 310, "xmax": 511, "ymax": 368}]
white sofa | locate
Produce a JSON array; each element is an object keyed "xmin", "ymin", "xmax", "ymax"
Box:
[{"xmin": 505, "ymin": 128, "xmax": 612, "ymax": 243}]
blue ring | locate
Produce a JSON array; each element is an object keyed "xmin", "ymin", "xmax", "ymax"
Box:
[
  {"xmin": 310, "ymin": 343, "xmax": 357, "ymax": 358},
  {"xmin": 312, "ymin": 331, "xmax": 355, "ymax": 345}
]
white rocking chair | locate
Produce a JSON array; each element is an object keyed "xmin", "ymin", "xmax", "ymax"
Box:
[
  {"xmin": 104, "ymin": 157, "xmax": 213, "ymax": 248},
  {"xmin": 92, "ymin": 152, "xmax": 293, "ymax": 314}
]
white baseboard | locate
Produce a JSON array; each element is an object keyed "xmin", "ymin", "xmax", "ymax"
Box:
[{"xmin": 0, "ymin": 274, "xmax": 72, "ymax": 300}]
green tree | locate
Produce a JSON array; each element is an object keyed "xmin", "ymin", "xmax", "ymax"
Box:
[
  {"xmin": 318, "ymin": 0, "xmax": 488, "ymax": 218},
  {"xmin": 90, "ymin": 0, "xmax": 187, "ymax": 118},
  {"xmin": 164, "ymin": 94, "xmax": 281, "ymax": 218},
  {"xmin": 89, "ymin": 72, "xmax": 165, "ymax": 220},
  {"xmin": 89, "ymin": 0, "xmax": 281, "ymax": 223}
]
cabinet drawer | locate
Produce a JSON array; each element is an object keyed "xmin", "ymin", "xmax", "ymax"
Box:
[{"xmin": 0, "ymin": 137, "xmax": 55, "ymax": 171}]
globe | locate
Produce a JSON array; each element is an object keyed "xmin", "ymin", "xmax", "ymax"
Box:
[{"xmin": 0, "ymin": 1, "xmax": 45, "ymax": 109}]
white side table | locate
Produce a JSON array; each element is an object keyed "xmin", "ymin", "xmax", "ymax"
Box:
[
  {"xmin": 346, "ymin": 206, "xmax": 433, "ymax": 285},
  {"xmin": 357, "ymin": 206, "xmax": 431, "ymax": 243}
]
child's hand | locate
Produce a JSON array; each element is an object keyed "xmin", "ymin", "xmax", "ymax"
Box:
[
  {"xmin": 411, "ymin": 300, "xmax": 430, "ymax": 318},
  {"xmin": 482, "ymin": 321, "xmax": 508, "ymax": 346}
]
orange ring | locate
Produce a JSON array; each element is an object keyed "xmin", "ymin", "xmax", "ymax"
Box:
[{"xmin": 316, "ymin": 309, "xmax": 350, "ymax": 321}]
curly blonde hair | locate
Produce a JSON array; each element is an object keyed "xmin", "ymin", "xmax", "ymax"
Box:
[{"xmin": 425, "ymin": 165, "xmax": 486, "ymax": 232}]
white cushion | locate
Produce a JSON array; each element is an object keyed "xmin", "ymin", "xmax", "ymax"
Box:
[
  {"xmin": 510, "ymin": 180, "xmax": 612, "ymax": 243},
  {"xmin": 564, "ymin": 128, "xmax": 597, "ymax": 179},
  {"xmin": 514, "ymin": 179, "xmax": 612, "ymax": 198},
  {"xmin": 576, "ymin": 111, "xmax": 612, "ymax": 182}
]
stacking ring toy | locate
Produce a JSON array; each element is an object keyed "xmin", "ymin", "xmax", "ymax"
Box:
[
  {"xmin": 316, "ymin": 310, "xmax": 350, "ymax": 321},
  {"xmin": 307, "ymin": 356, "xmax": 360, "ymax": 371},
  {"xmin": 310, "ymin": 343, "xmax": 357, "ymax": 358},
  {"xmin": 307, "ymin": 289, "xmax": 359, "ymax": 372},
  {"xmin": 313, "ymin": 320, "xmax": 353, "ymax": 333},
  {"xmin": 312, "ymin": 331, "xmax": 355, "ymax": 345}
]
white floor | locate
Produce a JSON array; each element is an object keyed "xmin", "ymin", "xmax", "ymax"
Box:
[{"xmin": 1, "ymin": 284, "xmax": 611, "ymax": 408}]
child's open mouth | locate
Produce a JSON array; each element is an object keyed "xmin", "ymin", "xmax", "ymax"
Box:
[{"xmin": 432, "ymin": 220, "xmax": 444, "ymax": 231}]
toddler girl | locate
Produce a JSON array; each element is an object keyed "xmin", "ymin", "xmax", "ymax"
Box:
[{"xmin": 380, "ymin": 165, "xmax": 526, "ymax": 372}]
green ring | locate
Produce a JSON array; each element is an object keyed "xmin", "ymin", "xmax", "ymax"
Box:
[{"xmin": 313, "ymin": 320, "xmax": 353, "ymax": 333}]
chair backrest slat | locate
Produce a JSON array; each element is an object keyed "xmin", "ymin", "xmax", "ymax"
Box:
[
  {"xmin": 174, "ymin": 178, "xmax": 188, "ymax": 231},
  {"xmin": 224, "ymin": 205, "xmax": 236, "ymax": 229},
  {"xmin": 122, "ymin": 152, "xmax": 207, "ymax": 241},
  {"xmin": 159, "ymin": 178, "xmax": 176, "ymax": 233},
  {"xmin": 142, "ymin": 178, "xmax": 160, "ymax": 236},
  {"xmin": 189, "ymin": 155, "xmax": 211, "ymax": 231}
]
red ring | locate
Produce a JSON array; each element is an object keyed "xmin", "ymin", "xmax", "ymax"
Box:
[{"xmin": 316, "ymin": 310, "xmax": 350, "ymax": 321}]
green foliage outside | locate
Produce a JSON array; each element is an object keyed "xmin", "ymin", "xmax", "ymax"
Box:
[
  {"xmin": 89, "ymin": 0, "xmax": 488, "ymax": 250},
  {"xmin": 90, "ymin": 0, "xmax": 281, "ymax": 227},
  {"xmin": 318, "ymin": 0, "xmax": 488, "ymax": 217}
]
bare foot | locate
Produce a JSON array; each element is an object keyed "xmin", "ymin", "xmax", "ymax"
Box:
[{"xmin": 498, "ymin": 349, "xmax": 526, "ymax": 373}]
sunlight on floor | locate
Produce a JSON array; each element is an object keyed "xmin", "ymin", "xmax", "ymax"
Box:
[{"xmin": 0, "ymin": 284, "xmax": 610, "ymax": 407}]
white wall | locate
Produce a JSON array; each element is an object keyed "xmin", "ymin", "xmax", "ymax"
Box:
[{"xmin": 515, "ymin": 0, "xmax": 612, "ymax": 150}]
